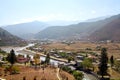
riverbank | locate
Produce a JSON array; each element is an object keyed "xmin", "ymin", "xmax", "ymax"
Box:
[{"xmin": 0, "ymin": 43, "xmax": 35, "ymax": 53}]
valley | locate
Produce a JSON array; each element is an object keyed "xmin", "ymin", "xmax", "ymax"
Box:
[{"xmin": 0, "ymin": 11, "xmax": 120, "ymax": 80}]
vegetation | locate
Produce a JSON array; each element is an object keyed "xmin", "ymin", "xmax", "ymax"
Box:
[
  {"xmin": 110, "ymin": 55, "xmax": 114, "ymax": 67},
  {"xmin": 6, "ymin": 49, "xmax": 17, "ymax": 66},
  {"xmin": 73, "ymin": 71, "xmax": 83, "ymax": 80},
  {"xmin": 98, "ymin": 48, "xmax": 108, "ymax": 78},
  {"xmin": 33, "ymin": 54, "xmax": 40, "ymax": 66},
  {"xmin": 61, "ymin": 66, "xmax": 73, "ymax": 73},
  {"xmin": 58, "ymin": 52, "xmax": 68, "ymax": 58},
  {"xmin": 82, "ymin": 58, "xmax": 93, "ymax": 69},
  {"xmin": 45, "ymin": 53, "xmax": 50, "ymax": 64},
  {"xmin": 11, "ymin": 66, "xmax": 20, "ymax": 74},
  {"xmin": 67, "ymin": 56, "xmax": 74, "ymax": 63},
  {"xmin": 61, "ymin": 66, "xmax": 83, "ymax": 80},
  {"xmin": 115, "ymin": 60, "xmax": 120, "ymax": 72},
  {"xmin": 0, "ymin": 48, "xmax": 7, "ymax": 55},
  {"xmin": 5, "ymin": 65, "xmax": 20, "ymax": 74}
]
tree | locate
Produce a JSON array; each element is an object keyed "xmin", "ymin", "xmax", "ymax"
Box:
[
  {"xmin": 7, "ymin": 49, "xmax": 16, "ymax": 66},
  {"xmin": 82, "ymin": 58, "xmax": 93, "ymax": 69},
  {"xmin": 45, "ymin": 53, "xmax": 50, "ymax": 64},
  {"xmin": 110, "ymin": 55, "xmax": 114, "ymax": 67},
  {"xmin": 67, "ymin": 56, "xmax": 73, "ymax": 63},
  {"xmin": 33, "ymin": 54, "xmax": 40, "ymax": 67},
  {"xmin": 99, "ymin": 48, "xmax": 108, "ymax": 78}
]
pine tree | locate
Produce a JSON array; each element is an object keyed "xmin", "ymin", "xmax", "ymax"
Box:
[
  {"xmin": 45, "ymin": 53, "xmax": 50, "ymax": 64},
  {"xmin": 99, "ymin": 48, "xmax": 108, "ymax": 78},
  {"xmin": 110, "ymin": 55, "xmax": 114, "ymax": 67},
  {"xmin": 7, "ymin": 49, "xmax": 16, "ymax": 66}
]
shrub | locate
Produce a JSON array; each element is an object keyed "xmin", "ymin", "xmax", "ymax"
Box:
[
  {"xmin": 5, "ymin": 66, "xmax": 20, "ymax": 74},
  {"xmin": 11, "ymin": 66, "xmax": 20, "ymax": 74},
  {"xmin": 61, "ymin": 66, "xmax": 72, "ymax": 73},
  {"xmin": 73, "ymin": 71, "xmax": 83, "ymax": 80}
]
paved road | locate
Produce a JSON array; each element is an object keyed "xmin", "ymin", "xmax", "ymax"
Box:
[
  {"xmin": 83, "ymin": 72, "xmax": 99, "ymax": 80},
  {"xmin": 83, "ymin": 72, "xmax": 90, "ymax": 80}
]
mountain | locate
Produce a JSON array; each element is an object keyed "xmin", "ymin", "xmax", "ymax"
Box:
[
  {"xmin": 35, "ymin": 16, "xmax": 113, "ymax": 40},
  {"xmin": 2, "ymin": 21, "xmax": 49, "ymax": 40},
  {"xmin": 35, "ymin": 21, "xmax": 105, "ymax": 40},
  {"xmin": 89, "ymin": 14, "xmax": 120, "ymax": 41},
  {"xmin": 0, "ymin": 27, "xmax": 26, "ymax": 46},
  {"xmin": 35, "ymin": 14, "xmax": 120, "ymax": 41}
]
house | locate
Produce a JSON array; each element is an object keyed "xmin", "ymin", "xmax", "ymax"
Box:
[{"xmin": 76, "ymin": 55, "xmax": 84, "ymax": 60}]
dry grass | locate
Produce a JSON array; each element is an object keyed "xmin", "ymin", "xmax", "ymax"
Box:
[
  {"xmin": 42, "ymin": 42, "xmax": 120, "ymax": 59},
  {"xmin": 59, "ymin": 70, "xmax": 75, "ymax": 80},
  {"xmin": 109, "ymin": 68, "xmax": 120, "ymax": 79},
  {"xmin": 0, "ymin": 66, "xmax": 74, "ymax": 80}
]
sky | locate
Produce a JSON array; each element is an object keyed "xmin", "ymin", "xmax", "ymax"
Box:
[{"xmin": 0, "ymin": 0, "xmax": 120, "ymax": 26}]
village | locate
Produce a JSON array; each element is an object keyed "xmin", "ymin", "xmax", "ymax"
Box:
[{"xmin": 0, "ymin": 41, "xmax": 120, "ymax": 80}]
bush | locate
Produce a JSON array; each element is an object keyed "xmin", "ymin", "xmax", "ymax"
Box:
[
  {"xmin": 11, "ymin": 66, "xmax": 20, "ymax": 74},
  {"xmin": 5, "ymin": 66, "xmax": 20, "ymax": 74},
  {"xmin": 73, "ymin": 71, "xmax": 83, "ymax": 80},
  {"xmin": 61, "ymin": 66, "xmax": 72, "ymax": 73},
  {"xmin": 61, "ymin": 66, "xmax": 84, "ymax": 80},
  {"xmin": 58, "ymin": 52, "xmax": 68, "ymax": 58}
]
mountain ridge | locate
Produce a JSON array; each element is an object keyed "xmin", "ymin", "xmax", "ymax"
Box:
[{"xmin": 35, "ymin": 14, "xmax": 120, "ymax": 41}]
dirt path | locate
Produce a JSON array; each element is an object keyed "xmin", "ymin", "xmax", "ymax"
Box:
[{"xmin": 56, "ymin": 68, "xmax": 61, "ymax": 80}]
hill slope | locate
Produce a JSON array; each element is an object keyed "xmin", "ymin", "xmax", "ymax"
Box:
[
  {"xmin": 35, "ymin": 14, "xmax": 120, "ymax": 41},
  {"xmin": 0, "ymin": 27, "xmax": 26, "ymax": 46},
  {"xmin": 89, "ymin": 14, "xmax": 120, "ymax": 41},
  {"xmin": 35, "ymin": 16, "xmax": 114, "ymax": 40}
]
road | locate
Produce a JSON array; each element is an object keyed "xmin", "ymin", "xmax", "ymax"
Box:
[
  {"xmin": 83, "ymin": 72, "xmax": 90, "ymax": 80},
  {"xmin": 83, "ymin": 72, "xmax": 99, "ymax": 80}
]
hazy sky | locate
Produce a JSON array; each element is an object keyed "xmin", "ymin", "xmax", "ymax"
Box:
[{"xmin": 0, "ymin": 0, "xmax": 120, "ymax": 26}]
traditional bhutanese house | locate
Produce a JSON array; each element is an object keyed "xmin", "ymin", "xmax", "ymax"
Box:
[{"xmin": 17, "ymin": 56, "xmax": 29, "ymax": 63}]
